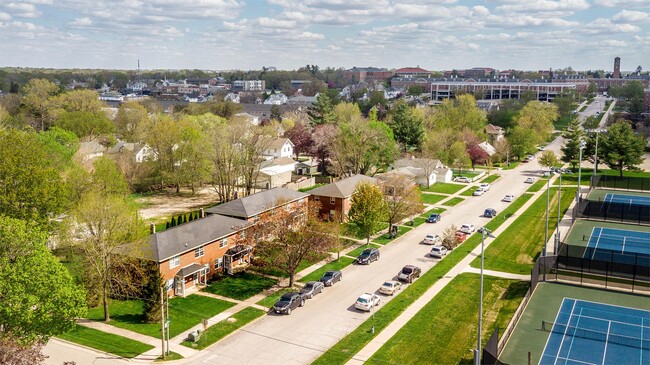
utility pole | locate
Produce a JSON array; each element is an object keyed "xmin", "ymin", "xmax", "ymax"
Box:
[
  {"xmin": 556, "ymin": 174, "xmax": 562, "ymax": 255},
  {"xmin": 166, "ymin": 292, "xmax": 170, "ymax": 356},
  {"xmin": 160, "ymin": 285, "xmax": 166, "ymax": 359}
]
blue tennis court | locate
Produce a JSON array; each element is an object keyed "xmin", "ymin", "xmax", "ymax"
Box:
[
  {"xmin": 603, "ymin": 193, "xmax": 650, "ymax": 207},
  {"xmin": 584, "ymin": 227, "xmax": 650, "ymax": 266},
  {"xmin": 540, "ymin": 298, "xmax": 650, "ymax": 365}
]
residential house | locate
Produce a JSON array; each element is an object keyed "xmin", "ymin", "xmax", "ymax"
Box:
[
  {"xmin": 233, "ymin": 80, "xmax": 265, "ymax": 91},
  {"xmin": 75, "ymin": 140, "xmax": 106, "ymax": 162},
  {"xmin": 295, "ymin": 158, "xmax": 318, "ymax": 175},
  {"xmin": 478, "ymin": 141, "xmax": 497, "ymax": 157},
  {"xmin": 485, "ymin": 124, "xmax": 505, "ymax": 145},
  {"xmin": 257, "ymin": 157, "xmax": 298, "ymax": 189},
  {"xmin": 308, "ymin": 175, "xmax": 377, "ymax": 221},
  {"xmin": 264, "ymin": 93, "xmax": 288, "ymax": 105},
  {"xmin": 234, "ymin": 112, "xmax": 261, "ymax": 126},
  {"xmin": 107, "ymin": 140, "xmax": 154, "ymax": 163},
  {"xmin": 263, "ymin": 138, "xmax": 294, "ymax": 159},
  {"xmin": 224, "ymin": 93, "xmax": 240, "ymax": 103},
  {"xmin": 205, "ymin": 187, "xmax": 309, "ymax": 223},
  {"xmin": 287, "ymin": 94, "xmax": 318, "ymax": 107},
  {"xmin": 391, "ymin": 158, "xmax": 453, "ymax": 185}
]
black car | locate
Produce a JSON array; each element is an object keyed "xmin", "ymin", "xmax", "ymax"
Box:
[
  {"xmin": 300, "ymin": 281, "xmax": 324, "ymax": 299},
  {"xmin": 356, "ymin": 248, "xmax": 380, "ymax": 264},
  {"xmin": 319, "ymin": 270, "xmax": 342, "ymax": 286},
  {"xmin": 426, "ymin": 213, "xmax": 441, "ymax": 223},
  {"xmin": 484, "ymin": 208, "xmax": 497, "ymax": 218},
  {"xmin": 273, "ymin": 292, "xmax": 304, "ymax": 315}
]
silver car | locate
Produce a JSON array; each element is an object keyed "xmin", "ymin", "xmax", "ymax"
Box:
[{"xmin": 430, "ymin": 245, "xmax": 449, "ymax": 259}]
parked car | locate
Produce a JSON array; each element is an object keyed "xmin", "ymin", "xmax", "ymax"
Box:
[
  {"xmin": 527, "ymin": 154, "xmax": 535, "ymax": 160},
  {"xmin": 459, "ymin": 224, "xmax": 476, "ymax": 233},
  {"xmin": 354, "ymin": 293, "xmax": 381, "ymax": 312},
  {"xmin": 429, "ymin": 245, "xmax": 449, "ymax": 259},
  {"xmin": 479, "ymin": 183, "xmax": 491, "ymax": 191},
  {"xmin": 397, "ymin": 265, "xmax": 422, "ymax": 283},
  {"xmin": 538, "ymin": 145, "xmax": 547, "ymax": 151},
  {"xmin": 503, "ymin": 194, "xmax": 515, "ymax": 202},
  {"xmin": 426, "ymin": 213, "xmax": 441, "ymax": 223},
  {"xmin": 522, "ymin": 157, "xmax": 530, "ymax": 163},
  {"xmin": 299, "ymin": 281, "xmax": 324, "ymax": 299},
  {"xmin": 356, "ymin": 248, "xmax": 380, "ymax": 265},
  {"xmin": 273, "ymin": 292, "xmax": 304, "ymax": 315},
  {"xmin": 473, "ymin": 188, "xmax": 486, "ymax": 196},
  {"xmin": 379, "ymin": 280, "xmax": 402, "ymax": 295},
  {"xmin": 319, "ymin": 270, "xmax": 342, "ymax": 286},
  {"xmin": 484, "ymin": 208, "xmax": 497, "ymax": 218},
  {"xmin": 454, "ymin": 176, "xmax": 471, "ymax": 183},
  {"xmin": 525, "ymin": 177, "xmax": 535, "ymax": 184},
  {"xmin": 562, "ymin": 169, "xmax": 573, "ymax": 174},
  {"xmin": 422, "ymin": 233, "xmax": 442, "ymax": 245},
  {"xmin": 455, "ymin": 231, "xmax": 468, "ymax": 242}
]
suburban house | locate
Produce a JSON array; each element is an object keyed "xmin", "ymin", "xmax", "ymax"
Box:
[
  {"xmin": 478, "ymin": 141, "xmax": 497, "ymax": 157},
  {"xmin": 257, "ymin": 157, "xmax": 298, "ymax": 189},
  {"xmin": 263, "ymin": 138, "xmax": 294, "ymax": 159},
  {"xmin": 390, "ymin": 158, "xmax": 453, "ymax": 185},
  {"xmin": 205, "ymin": 187, "xmax": 309, "ymax": 222},
  {"xmin": 224, "ymin": 93, "xmax": 240, "ymax": 103},
  {"xmin": 264, "ymin": 93, "xmax": 288, "ymax": 105},
  {"xmin": 234, "ymin": 112, "xmax": 261, "ymax": 126},
  {"xmin": 107, "ymin": 140, "xmax": 154, "ymax": 163},
  {"xmin": 75, "ymin": 140, "xmax": 106, "ymax": 162},
  {"xmin": 308, "ymin": 175, "xmax": 377, "ymax": 221},
  {"xmin": 485, "ymin": 124, "xmax": 505, "ymax": 145},
  {"xmin": 145, "ymin": 213, "xmax": 250, "ymax": 297},
  {"xmin": 295, "ymin": 158, "xmax": 318, "ymax": 175}
]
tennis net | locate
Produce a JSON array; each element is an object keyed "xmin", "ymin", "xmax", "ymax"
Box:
[{"xmin": 542, "ymin": 320, "xmax": 649, "ymax": 350}]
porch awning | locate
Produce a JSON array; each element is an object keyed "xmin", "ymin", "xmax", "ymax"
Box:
[
  {"xmin": 175, "ymin": 263, "xmax": 208, "ymax": 278},
  {"xmin": 224, "ymin": 244, "xmax": 252, "ymax": 257}
]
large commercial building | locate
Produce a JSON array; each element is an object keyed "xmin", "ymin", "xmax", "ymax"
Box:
[
  {"xmin": 344, "ymin": 67, "xmax": 394, "ymax": 83},
  {"xmin": 428, "ymin": 80, "xmax": 576, "ymax": 101}
]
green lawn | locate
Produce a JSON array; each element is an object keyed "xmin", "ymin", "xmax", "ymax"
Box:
[
  {"xmin": 471, "ymin": 187, "xmax": 576, "ymax": 274},
  {"xmin": 251, "ymin": 253, "xmax": 328, "ymax": 278},
  {"xmin": 58, "ymin": 324, "xmax": 154, "ymax": 358},
  {"xmin": 312, "ymin": 193, "xmax": 534, "ymax": 365},
  {"xmin": 479, "ymin": 174, "xmax": 501, "ymax": 184},
  {"xmin": 341, "ymin": 222, "xmax": 389, "ymax": 240},
  {"xmin": 203, "ymin": 272, "xmax": 277, "ymax": 301},
  {"xmin": 461, "ymin": 186, "xmax": 479, "ymax": 196},
  {"xmin": 554, "ymin": 169, "xmax": 650, "ymax": 187},
  {"xmin": 579, "ymin": 104, "xmax": 588, "ymax": 112},
  {"xmin": 299, "ymin": 257, "xmax": 355, "ymax": 283},
  {"xmin": 372, "ymin": 225, "xmax": 412, "ymax": 245},
  {"xmin": 86, "ymin": 295, "xmax": 236, "ymax": 339},
  {"xmin": 367, "ymin": 275, "xmax": 528, "ymax": 364},
  {"xmin": 420, "ymin": 193, "xmax": 447, "ymax": 205},
  {"xmin": 421, "ymin": 183, "xmax": 465, "ymax": 194},
  {"xmin": 420, "ymin": 207, "xmax": 446, "ymax": 218},
  {"xmin": 554, "ymin": 115, "xmax": 573, "ymax": 131},
  {"xmin": 155, "ymin": 351, "xmax": 183, "ymax": 362},
  {"xmin": 500, "ymin": 161, "xmax": 521, "ymax": 170},
  {"xmin": 181, "ymin": 307, "xmax": 265, "ymax": 350},
  {"xmin": 527, "ymin": 178, "xmax": 548, "ymax": 192},
  {"xmin": 298, "ymin": 183, "xmax": 325, "ymax": 192},
  {"xmin": 346, "ymin": 244, "xmax": 382, "ymax": 259},
  {"xmin": 441, "ymin": 197, "xmax": 464, "ymax": 207},
  {"xmin": 410, "ymin": 217, "xmax": 427, "ymax": 227},
  {"xmin": 256, "ymin": 287, "xmax": 297, "ymax": 308},
  {"xmin": 453, "ymin": 170, "xmax": 482, "ymax": 178}
]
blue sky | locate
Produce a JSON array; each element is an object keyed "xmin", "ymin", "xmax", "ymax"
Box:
[{"xmin": 0, "ymin": 0, "xmax": 648, "ymax": 72}]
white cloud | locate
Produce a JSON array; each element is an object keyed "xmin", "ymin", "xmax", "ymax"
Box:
[
  {"xmin": 0, "ymin": 12, "xmax": 11, "ymax": 21},
  {"xmin": 593, "ymin": 0, "xmax": 650, "ymax": 7},
  {"xmin": 582, "ymin": 18, "xmax": 642, "ymax": 34},
  {"xmin": 495, "ymin": 0, "xmax": 589, "ymax": 14},
  {"xmin": 612, "ymin": 10, "xmax": 650, "ymax": 23},
  {"xmin": 69, "ymin": 17, "xmax": 92, "ymax": 26},
  {"xmin": 601, "ymin": 39, "xmax": 628, "ymax": 47}
]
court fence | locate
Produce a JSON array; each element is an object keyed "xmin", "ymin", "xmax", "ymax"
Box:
[
  {"xmin": 590, "ymin": 175, "xmax": 650, "ymax": 192},
  {"xmin": 572, "ymin": 197, "xmax": 650, "ymax": 226}
]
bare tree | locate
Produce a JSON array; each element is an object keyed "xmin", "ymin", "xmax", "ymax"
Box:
[
  {"xmin": 238, "ymin": 124, "xmax": 277, "ymax": 196},
  {"xmin": 208, "ymin": 121, "xmax": 242, "ymax": 202},
  {"xmin": 442, "ymin": 224, "xmax": 461, "ymax": 250},
  {"xmin": 381, "ymin": 174, "xmax": 423, "ymax": 233}
]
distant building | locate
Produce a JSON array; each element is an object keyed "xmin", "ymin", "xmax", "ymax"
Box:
[
  {"xmin": 344, "ymin": 67, "xmax": 394, "ymax": 83},
  {"xmin": 394, "ymin": 67, "xmax": 430, "ymax": 78},
  {"xmin": 233, "ymin": 80, "xmax": 265, "ymax": 91},
  {"xmin": 613, "ymin": 57, "xmax": 621, "ymax": 79}
]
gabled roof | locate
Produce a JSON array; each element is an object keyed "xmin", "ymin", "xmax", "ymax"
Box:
[
  {"xmin": 205, "ymin": 188, "xmax": 308, "ymax": 219},
  {"xmin": 267, "ymin": 138, "xmax": 294, "ymax": 150},
  {"xmin": 478, "ymin": 142, "xmax": 496, "ymax": 156},
  {"xmin": 260, "ymin": 157, "xmax": 298, "ymax": 169},
  {"xmin": 145, "ymin": 214, "xmax": 248, "ymax": 262},
  {"xmin": 393, "ymin": 158, "xmax": 444, "ymax": 170},
  {"xmin": 485, "ymin": 124, "xmax": 505, "ymax": 134},
  {"xmin": 308, "ymin": 175, "xmax": 377, "ymax": 198}
]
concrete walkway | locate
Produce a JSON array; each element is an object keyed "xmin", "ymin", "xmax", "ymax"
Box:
[{"xmin": 462, "ymin": 267, "xmax": 530, "ymax": 281}]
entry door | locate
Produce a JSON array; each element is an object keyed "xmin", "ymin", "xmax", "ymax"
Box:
[{"xmin": 174, "ymin": 279, "xmax": 183, "ymax": 296}]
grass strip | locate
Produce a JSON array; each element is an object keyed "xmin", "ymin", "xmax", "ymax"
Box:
[
  {"xmin": 420, "ymin": 193, "xmax": 447, "ymax": 205},
  {"xmin": 155, "ymin": 352, "xmax": 184, "ymax": 362},
  {"xmin": 526, "ymin": 179, "xmax": 548, "ymax": 192},
  {"xmin": 471, "ymin": 187, "xmax": 576, "ymax": 274},
  {"xmin": 460, "ymin": 186, "xmax": 479, "ymax": 196},
  {"xmin": 312, "ymin": 192, "xmax": 534, "ymax": 364},
  {"xmin": 367, "ymin": 275, "xmax": 528, "ymax": 364},
  {"xmin": 181, "ymin": 307, "xmax": 265, "ymax": 350},
  {"xmin": 372, "ymin": 226, "xmax": 412, "ymax": 245},
  {"xmin": 203, "ymin": 272, "xmax": 277, "ymax": 301},
  {"xmin": 420, "ymin": 207, "xmax": 446, "ymax": 218},
  {"xmin": 420, "ymin": 183, "xmax": 465, "ymax": 194},
  {"xmin": 480, "ymin": 174, "xmax": 501, "ymax": 184},
  {"xmin": 58, "ymin": 324, "xmax": 154, "ymax": 358},
  {"xmin": 256, "ymin": 287, "xmax": 297, "ymax": 308},
  {"xmin": 299, "ymin": 257, "xmax": 355, "ymax": 283},
  {"xmin": 410, "ymin": 217, "xmax": 426, "ymax": 227},
  {"xmin": 441, "ymin": 197, "xmax": 464, "ymax": 207}
]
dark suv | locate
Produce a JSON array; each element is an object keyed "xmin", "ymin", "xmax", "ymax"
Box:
[
  {"xmin": 273, "ymin": 292, "xmax": 304, "ymax": 315},
  {"xmin": 319, "ymin": 270, "xmax": 342, "ymax": 286},
  {"xmin": 397, "ymin": 265, "xmax": 421, "ymax": 283},
  {"xmin": 426, "ymin": 213, "xmax": 441, "ymax": 223},
  {"xmin": 356, "ymin": 248, "xmax": 380, "ymax": 264}
]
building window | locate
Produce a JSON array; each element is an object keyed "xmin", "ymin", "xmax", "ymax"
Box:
[
  {"xmin": 330, "ymin": 197, "xmax": 336, "ymax": 204},
  {"xmin": 314, "ymin": 196, "xmax": 320, "ymax": 202},
  {"xmin": 214, "ymin": 258, "xmax": 223, "ymax": 269},
  {"xmin": 169, "ymin": 255, "xmax": 180, "ymax": 269},
  {"xmin": 194, "ymin": 246, "xmax": 204, "ymax": 258},
  {"xmin": 220, "ymin": 238, "xmax": 228, "ymax": 248}
]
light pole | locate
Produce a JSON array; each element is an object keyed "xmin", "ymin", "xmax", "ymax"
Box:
[
  {"xmin": 475, "ymin": 227, "xmax": 496, "ymax": 365},
  {"xmin": 544, "ymin": 176, "xmax": 550, "ymax": 257},
  {"xmin": 576, "ymin": 140, "xmax": 586, "ymax": 204},
  {"xmin": 555, "ymin": 173, "xmax": 562, "ymax": 254}
]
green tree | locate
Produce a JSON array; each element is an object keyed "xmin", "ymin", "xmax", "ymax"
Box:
[
  {"xmin": 389, "ymin": 102, "xmax": 425, "ymax": 151},
  {"xmin": 141, "ymin": 265, "xmax": 164, "ymax": 323},
  {"xmin": 21, "ymin": 78, "xmax": 60, "ymax": 131},
  {"xmin": 0, "ymin": 216, "xmax": 86, "ymax": 345},
  {"xmin": 381, "ymin": 174, "xmax": 423, "ymax": 234},
  {"xmin": 599, "ymin": 121, "xmax": 646, "ymax": 177},
  {"xmin": 515, "ymin": 101, "xmax": 557, "ymax": 145},
  {"xmin": 36, "ymin": 127, "xmax": 79, "ymax": 171},
  {"xmin": 427, "ymin": 94, "xmax": 487, "ymax": 132},
  {"xmin": 587, "ymin": 82, "xmax": 598, "ymax": 96},
  {"xmin": 0, "ymin": 129, "xmax": 66, "ymax": 225},
  {"xmin": 54, "ymin": 111, "xmax": 114, "ymax": 140},
  {"xmin": 348, "ymin": 182, "xmax": 387, "ymax": 244},
  {"xmin": 55, "ymin": 89, "xmax": 106, "ymax": 114},
  {"xmin": 307, "ymin": 93, "xmax": 335, "ymax": 126},
  {"xmin": 116, "ymin": 101, "xmax": 149, "ymax": 141},
  {"xmin": 270, "ymin": 105, "xmax": 282, "ymax": 121},
  {"xmin": 508, "ymin": 126, "xmax": 536, "ymax": 160},
  {"xmin": 333, "ymin": 102, "xmax": 362, "ymax": 124},
  {"xmin": 561, "ymin": 118, "xmax": 585, "ymax": 169},
  {"xmin": 539, "ymin": 150, "xmax": 559, "ymax": 171},
  {"xmin": 407, "ymin": 85, "xmax": 425, "ymax": 95}
]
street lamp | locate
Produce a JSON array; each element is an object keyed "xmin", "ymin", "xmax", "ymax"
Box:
[
  {"xmin": 555, "ymin": 173, "xmax": 562, "ymax": 255},
  {"xmin": 475, "ymin": 227, "xmax": 496, "ymax": 365},
  {"xmin": 591, "ymin": 128, "xmax": 606, "ymax": 177},
  {"xmin": 576, "ymin": 140, "xmax": 586, "ymax": 204},
  {"xmin": 544, "ymin": 175, "xmax": 550, "ymax": 257}
]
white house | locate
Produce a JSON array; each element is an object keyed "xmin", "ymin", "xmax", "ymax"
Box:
[
  {"xmin": 256, "ymin": 157, "xmax": 298, "ymax": 189},
  {"xmin": 234, "ymin": 112, "xmax": 261, "ymax": 126},
  {"xmin": 478, "ymin": 141, "xmax": 497, "ymax": 157},
  {"xmin": 264, "ymin": 93, "xmax": 288, "ymax": 105},
  {"xmin": 224, "ymin": 93, "xmax": 240, "ymax": 103},
  {"xmin": 390, "ymin": 158, "xmax": 453, "ymax": 185},
  {"xmin": 263, "ymin": 138, "xmax": 294, "ymax": 159}
]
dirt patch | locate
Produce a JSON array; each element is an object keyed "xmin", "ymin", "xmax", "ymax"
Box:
[{"xmin": 137, "ymin": 187, "xmax": 221, "ymax": 221}]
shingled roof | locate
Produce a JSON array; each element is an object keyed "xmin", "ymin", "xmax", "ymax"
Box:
[
  {"xmin": 308, "ymin": 175, "xmax": 377, "ymax": 199},
  {"xmin": 205, "ymin": 188, "xmax": 308, "ymax": 219}
]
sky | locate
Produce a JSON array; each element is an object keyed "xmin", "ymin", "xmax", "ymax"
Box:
[{"xmin": 0, "ymin": 0, "xmax": 648, "ymax": 72}]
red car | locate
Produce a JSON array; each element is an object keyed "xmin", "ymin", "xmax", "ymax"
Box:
[{"xmin": 455, "ymin": 231, "xmax": 468, "ymax": 242}]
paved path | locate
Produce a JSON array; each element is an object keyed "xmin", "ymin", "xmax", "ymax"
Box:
[{"xmin": 462, "ymin": 267, "xmax": 530, "ymax": 281}]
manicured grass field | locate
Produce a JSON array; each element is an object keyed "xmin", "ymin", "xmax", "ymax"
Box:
[
  {"xmin": 86, "ymin": 295, "xmax": 236, "ymax": 338},
  {"xmin": 203, "ymin": 272, "xmax": 278, "ymax": 301},
  {"xmin": 372, "ymin": 225, "xmax": 412, "ymax": 245},
  {"xmin": 460, "ymin": 186, "xmax": 479, "ymax": 196},
  {"xmin": 454, "ymin": 170, "xmax": 482, "ymax": 178},
  {"xmin": 58, "ymin": 324, "xmax": 154, "ymax": 358},
  {"xmin": 410, "ymin": 217, "xmax": 426, "ymax": 227},
  {"xmin": 155, "ymin": 352, "xmax": 183, "ymax": 362},
  {"xmin": 298, "ymin": 257, "xmax": 355, "ymax": 284},
  {"xmin": 421, "ymin": 183, "xmax": 465, "ymax": 194},
  {"xmin": 420, "ymin": 193, "xmax": 447, "ymax": 205},
  {"xmin": 312, "ymin": 193, "xmax": 534, "ymax": 364},
  {"xmin": 441, "ymin": 197, "xmax": 464, "ymax": 207},
  {"xmin": 471, "ymin": 187, "xmax": 576, "ymax": 274},
  {"xmin": 480, "ymin": 174, "xmax": 501, "ymax": 184},
  {"xmin": 554, "ymin": 115, "xmax": 573, "ymax": 131},
  {"xmin": 346, "ymin": 244, "xmax": 382, "ymax": 259},
  {"xmin": 181, "ymin": 307, "xmax": 265, "ymax": 349},
  {"xmin": 367, "ymin": 274, "xmax": 528, "ymax": 364},
  {"xmin": 526, "ymin": 178, "xmax": 548, "ymax": 192},
  {"xmin": 341, "ymin": 222, "xmax": 389, "ymax": 240}
]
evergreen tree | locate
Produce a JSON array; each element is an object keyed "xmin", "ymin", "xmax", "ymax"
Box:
[
  {"xmin": 171, "ymin": 217, "xmax": 176, "ymax": 227},
  {"xmin": 142, "ymin": 266, "xmax": 164, "ymax": 323},
  {"xmin": 165, "ymin": 221, "xmax": 170, "ymax": 229},
  {"xmin": 561, "ymin": 117, "xmax": 585, "ymax": 169},
  {"xmin": 307, "ymin": 93, "xmax": 335, "ymax": 126},
  {"xmin": 388, "ymin": 102, "xmax": 425, "ymax": 151}
]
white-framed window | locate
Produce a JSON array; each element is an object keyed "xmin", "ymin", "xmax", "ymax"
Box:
[
  {"xmin": 166, "ymin": 279, "xmax": 174, "ymax": 291},
  {"xmin": 330, "ymin": 197, "xmax": 336, "ymax": 204},
  {"xmin": 169, "ymin": 255, "xmax": 180, "ymax": 269},
  {"xmin": 194, "ymin": 246, "xmax": 204, "ymax": 258},
  {"xmin": 285, "ymin": 203, "xmax": 291, "ymax": 211},
  {"xmin": 214, "ymin": 257, "xmax": 223, "ymax": 269},
  {"xmin": 220, "ymin": 238, "xmax": 228, "ymax": 248}
]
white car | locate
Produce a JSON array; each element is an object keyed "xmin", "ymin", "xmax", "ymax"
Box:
[
  {"xmin": 430, "ymin": 245, "xmax": 449, "ymax": 259},
  {"xmin": 379, "ymin": 280, "xmax": 402, "ymax": 296},
  {"xmin": 454, "ymin": 176, "xmax": 471, "ymax": 183},
  {"xmin": 459, "ymin": 224, "xmax": 476, "ymax": 234},
  {"xmin": 525, "ymin": 177, "xmax": 535, "ymax": 184},
  {"xmin": 503, "ymin": 194, "xmax": 515, "ymax": 202},
  {"xmin": 422, "ymin": 233, "xmax": 442, "ymax": 245},
  {"xmin": 473, "ymin": 188, "xmax": 486, "ymax": 196},
  {"xmin": 479, "ymin": 183, "xmax": 490, "ymax": 191},
  {"xmin": 355, "ymin": 293, "xmax": 380, "ymax": 311}
]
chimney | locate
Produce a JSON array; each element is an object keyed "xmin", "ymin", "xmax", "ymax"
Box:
[
  {"xmin": 149, "ymin": 223, "xmax": 156, "ymax": 235},
  {"xmin": 199, "ymin": 208, "xmax": 205, "ymax": 218}
]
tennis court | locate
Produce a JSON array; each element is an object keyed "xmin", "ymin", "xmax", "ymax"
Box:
[
  {"xmin": 603, "ymin": 193, "xmax": 650, "ymax": 207},
  {"xmin": 539, "ymin": 298, "xmax": 650, "ymax": 365},
  {"xmin": 583, "ymin": 227, "xmax": 650, "ymax": 266}
]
